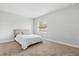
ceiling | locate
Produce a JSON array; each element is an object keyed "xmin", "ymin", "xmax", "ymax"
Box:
[{"xmin": 0, "ymin": 3, "xmax": 75, "ymax": 18}]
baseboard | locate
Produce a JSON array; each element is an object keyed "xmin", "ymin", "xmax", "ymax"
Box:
[
  {"xmin": 44, "ymin": 38, "xmax": 79, "ymax": 48},
  {"xmin": 0, "ymin": 39, "xmax": 14, "ymax": 43}
]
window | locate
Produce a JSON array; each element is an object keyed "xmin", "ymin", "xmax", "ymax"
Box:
[{"xmin": 37, "ymin": 21, "xmax": 47, "ymax": 33}]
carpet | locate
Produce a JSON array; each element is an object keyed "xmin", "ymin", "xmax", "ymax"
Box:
[{"xmin": 0, "ymin": 40, "xmax": 79, "ymax": 56}]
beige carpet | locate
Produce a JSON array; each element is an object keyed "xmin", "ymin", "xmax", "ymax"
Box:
[{"xmin": 0, "ymin": 40, "xmax": 79, "ymax": 56}]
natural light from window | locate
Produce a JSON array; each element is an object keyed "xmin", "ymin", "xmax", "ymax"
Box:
[{"xmin": 37, "ymin": 21, "xmax": 47, "ymax": 33}]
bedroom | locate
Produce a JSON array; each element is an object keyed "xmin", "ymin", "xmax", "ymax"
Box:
[{"xmin": 0, "ymin": 3, "xmax": 79, "ymax": 56}]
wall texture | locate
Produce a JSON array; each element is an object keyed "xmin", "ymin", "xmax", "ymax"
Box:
[
  {"xmin": 0, "ymin": 11, "xmax": 33, "ymax": 43},
  {"xmin": 34, "ymin": 4, "xmax": 79, "ymax": 47}
]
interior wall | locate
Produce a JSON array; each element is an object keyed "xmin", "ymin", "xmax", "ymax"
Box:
[
  {"xmin": 34, "ymin": 4, "xmax": 79, "ymax": 46},
  {"xmin": 0, "ymin": 11, "xmax": 33, "ymax": 43}
]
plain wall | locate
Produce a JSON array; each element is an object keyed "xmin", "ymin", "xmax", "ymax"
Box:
[
  {"xmin": 34, "ymin": 4, "xmax": 79, "ymax": 46},
  {"xmin": 0, "ymin": 11, "xmax": 33, "ymax": 43}
]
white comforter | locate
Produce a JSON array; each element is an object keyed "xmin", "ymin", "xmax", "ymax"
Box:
[{"xmin": 15, "ymin": 34, "xmax": 42, "ymax": 49}]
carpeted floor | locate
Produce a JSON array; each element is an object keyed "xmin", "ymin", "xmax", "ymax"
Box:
[{"xmin": 0, "ymin": 40, "xmax": 79, "ymax": 56}]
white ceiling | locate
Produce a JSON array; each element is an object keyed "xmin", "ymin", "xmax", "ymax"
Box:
[{"xmin": 0, "ymin": 3, "xmax": 75, "ymax": 18}]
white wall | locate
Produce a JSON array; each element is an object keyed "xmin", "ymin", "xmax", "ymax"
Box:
[
  {"xmin": 0, "ymin": 11, "xmax": 33, "ymax": 43},
  {"xmin": 34, "ymin": 4, "xmax": 79, "ymax": 46}
]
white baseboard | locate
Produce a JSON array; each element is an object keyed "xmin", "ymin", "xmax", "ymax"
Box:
[
  {"xmin": 0, "ymin": 39, "xmax": 14, "ymax": 43},
  {"xmin": 44, "ymin": 38, "xmax": 79, "ymax": 48}
]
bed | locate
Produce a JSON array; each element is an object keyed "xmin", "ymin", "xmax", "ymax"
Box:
[{"xmin": 14, "ymin": 29, "xmax": 42, "ymax": 49}]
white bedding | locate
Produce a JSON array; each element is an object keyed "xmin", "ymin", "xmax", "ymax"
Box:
[{"xmin": 15, "ymin": 34, "xmax": 42, "ymax": 49}]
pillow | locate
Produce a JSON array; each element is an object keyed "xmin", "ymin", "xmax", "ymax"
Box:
[{"xmin": 17, "ymin": 32, "xmax": 24, "ymax": 35}]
